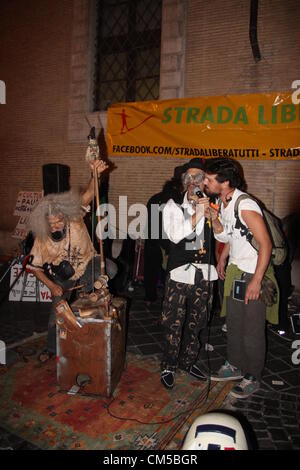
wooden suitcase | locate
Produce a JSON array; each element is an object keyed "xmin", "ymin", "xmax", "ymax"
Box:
[{"xmin": 55, "ymin": 296, "xmax": 127, "ymax": 397}]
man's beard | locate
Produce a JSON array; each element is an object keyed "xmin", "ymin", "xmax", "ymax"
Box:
[{"xmin": 204, "ymin": 186, "xmax": 220, "ymax": 201}]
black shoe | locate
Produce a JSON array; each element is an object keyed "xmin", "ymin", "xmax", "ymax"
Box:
[
  {"xmin": 161, "ymin": 369, "xmax": 175, "ymax": 389},
  {"xmin": 189, "ymin": 364, "xmax": 207, "ymax": 381}
]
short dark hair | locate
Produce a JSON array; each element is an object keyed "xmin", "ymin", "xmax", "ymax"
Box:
[{"xmin": 205, "ymin": 158, "xmax": 245, "ymax": 190}]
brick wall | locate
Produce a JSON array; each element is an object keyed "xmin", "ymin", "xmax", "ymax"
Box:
[
  {"xmin": 186, "ymin": 0, "xmax": 300, "ymax": 96},
  {"xmin": 0, "ymin": 0, "xmax": 188, "ymax": 250},
  {"xmin": 68, "ymin": 0, "xmax": 189, "ymax": 233},
  {"xmin": 185, "ymin": 0, "xmax": 300, "ymax": 217},
  {"xmin": 0, "ymin": 0, "xmax": 299, "ymax": 255},
  {"xmin": 0, "ymin": 0, "xmax": 89, "ymax": 239},
  {"xmin": 107, "ymin": 0, "xmax": 188, "ymax": 226}
]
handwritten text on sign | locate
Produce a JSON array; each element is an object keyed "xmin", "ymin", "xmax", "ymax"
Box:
[{"xmin": 9, "ymin": 264, "xmax": 52, "ymax": 302}]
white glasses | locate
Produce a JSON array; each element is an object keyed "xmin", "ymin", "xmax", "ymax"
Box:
[{"xmin": 183, "ymin": 172, "xmax": 205, "ymax": 185}]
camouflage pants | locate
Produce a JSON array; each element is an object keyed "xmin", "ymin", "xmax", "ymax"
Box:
[{"xmin": 161, "ymin": 271, "xmax": 213, "ymax": 372}]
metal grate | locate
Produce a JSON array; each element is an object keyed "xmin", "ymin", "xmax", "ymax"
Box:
[{"xmin": 93, "ymin": 0, "xmax": 162, "ymax": 111}]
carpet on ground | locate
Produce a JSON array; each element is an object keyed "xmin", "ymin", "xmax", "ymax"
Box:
[{"xmin": 0, "ymin": 337, "xmax": 232, "ymax": 450}]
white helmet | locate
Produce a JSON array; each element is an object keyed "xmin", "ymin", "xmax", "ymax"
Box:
[{"xmin": 182, "ymin": 411, "xmax": 249, "ymax": 450}]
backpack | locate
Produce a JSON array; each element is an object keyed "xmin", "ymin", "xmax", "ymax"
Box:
[{"xmin": 234, "ymin": 194, "xmax": 288, "ymax": 266}]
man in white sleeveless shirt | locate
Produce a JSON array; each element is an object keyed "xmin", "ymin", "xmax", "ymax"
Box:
[{"xmin": 204, "ymin": 158, "xmax": 278, "ymax": 399}]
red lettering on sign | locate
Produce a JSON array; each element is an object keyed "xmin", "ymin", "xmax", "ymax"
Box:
[
  {"xmin": 41, "ymin": 291, "xmax": 52, "ymax": 300},
  {"xmin": 13, "ymin": 267, "xmax": 19, "ymax": 277}
]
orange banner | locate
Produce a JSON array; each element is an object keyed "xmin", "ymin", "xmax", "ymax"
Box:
[{"xmin": 107, "ymin": 92, "xmax": 300, "ymax": 160}]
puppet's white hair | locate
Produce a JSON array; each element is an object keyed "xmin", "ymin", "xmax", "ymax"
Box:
[{"xmin": 28, "ymin": 190, "xmax": 82, "ymax": 240}]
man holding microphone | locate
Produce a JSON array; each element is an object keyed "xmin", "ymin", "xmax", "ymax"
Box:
[{"xmin": 160, "ymin": 158, "xmax": 218, "ymax": 389}]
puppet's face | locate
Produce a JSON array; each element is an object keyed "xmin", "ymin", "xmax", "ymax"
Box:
[
  {"xmin": 48, "ymin": 213, "xmax": 66, "ymax": 241},
  {"xmin": 183, "ymin": 168, "xmax": 205, "ymax": 198}
]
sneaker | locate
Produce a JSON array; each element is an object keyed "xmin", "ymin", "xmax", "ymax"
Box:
[
  {"xmin": 210, "ymin": 360, "xmax": 243, "ymax": 382},
  {"xmin": 189, "ymin": 364, "xmax": 207, "ymax": 381},
  {"xmin": 230, "ymin": 374, "xmax": 260, "ymax": 399},
  {"xmin": 221, "ymin": 323, "xmax": 227, "ymax": 333},
  {"xmin": 161, "ymin": 370, "xmax": 175, "ymax": 389}
]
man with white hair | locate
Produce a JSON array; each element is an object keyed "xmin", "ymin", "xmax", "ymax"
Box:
[
  {"xmin": 160, "ymin": 158, "xmax": 218, "ymax": 389},
  {"xmin": 29, "ymin": 160, "xmax": 117, "ymax": 362}
]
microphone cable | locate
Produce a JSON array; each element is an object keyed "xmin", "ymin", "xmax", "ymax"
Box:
[
  {"xmin": 187, "ymin": 197, "xmax": 215, "ymax": 404},
  {"xmin": 204, "ymin": 207, "xmax": 214, "ymax": 403}
]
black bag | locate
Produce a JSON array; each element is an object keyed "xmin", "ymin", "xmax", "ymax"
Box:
[
  {"xmin": 43, "ymin": 224, "xmax": 75, "ymax": 281},
  {"xmin": 44, "ymin": 260, "xmax": 75, "ymax": 282}
]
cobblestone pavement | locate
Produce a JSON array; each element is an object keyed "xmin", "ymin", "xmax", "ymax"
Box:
[
  {"xmin": 126, "ymin": 287, "xmax": 300, "ymax": 450},
  {"xmin": 0, "ymin": 262, "xmax": 299, "ymax": 450}
]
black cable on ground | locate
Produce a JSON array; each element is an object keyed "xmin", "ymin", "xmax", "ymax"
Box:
[{"xmin": 103, "ymin": 389, "xmax": 209, "ymax": 426}]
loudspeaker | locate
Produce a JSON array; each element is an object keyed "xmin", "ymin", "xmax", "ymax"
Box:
[{"xmin": 42, "ymin": 163, "xmax": 70, "ymax": 195}]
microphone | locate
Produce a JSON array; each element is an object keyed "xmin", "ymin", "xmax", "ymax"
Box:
[
  {"xmin": 194, "ymin": 187, "xmax": 219, "ymax": 211},
  {"xmin": 194, "ymin": 187, "xmax": 204, "ymax": 198},
  {"xmin": 194, "ymin": 186, "xmax": 218, "ymax": 203}
]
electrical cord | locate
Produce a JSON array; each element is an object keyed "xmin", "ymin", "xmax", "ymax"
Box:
[
  {"xmin": 103, "ymin": 388, "xmax": 209, "ymax": 426},
  {"xmin": 77, "ymin": 359, "xmax": 210, "ymax": 426},
  {"xmin": 204, "ymin": 211, "xmax": 214, "ymax": 402},
  {"xmin": 188, "ymin": 209, "xmax": 215, "ymax": 403}
]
